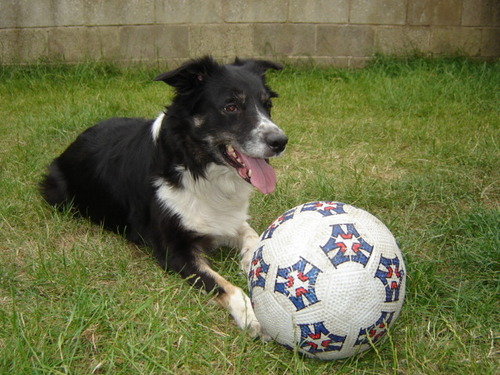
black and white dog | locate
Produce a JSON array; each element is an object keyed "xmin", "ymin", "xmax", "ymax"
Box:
[{"xmin": 40, "ymin": 56, "xmax": 287, "ymax": 337}]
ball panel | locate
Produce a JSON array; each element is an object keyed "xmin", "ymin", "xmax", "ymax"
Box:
[{"xmin": 252, "ymin": 288, "xmax": 294, "ymax": 344}]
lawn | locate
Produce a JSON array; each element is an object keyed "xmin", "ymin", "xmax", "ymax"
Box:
[{"xmin": 0, "ymin": 57, "xmax": 498, "ymax": 374}]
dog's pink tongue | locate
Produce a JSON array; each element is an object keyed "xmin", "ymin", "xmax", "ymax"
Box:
[{"xmin": 239, "ymin": 154, "xmax": 276, "ymax": 194}]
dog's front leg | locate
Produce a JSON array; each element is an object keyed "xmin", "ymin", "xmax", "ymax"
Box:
[
  {"xmin": 236, "ymin": 222, "xmax": 260, "ymax": 274},
  {"xmin": 210, "ymin": 226, "xmax": 273, "ymax": 340},
  {"xmin": 207, "ymin": 266, "xmax": 262, "ymax": 338},
  {"xmin": 214, "ymin": 221, "xmax": 259, "ymax": 274}
]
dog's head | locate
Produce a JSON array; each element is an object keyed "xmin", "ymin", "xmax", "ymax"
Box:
[{"xmin": 154, "ymin": 56, "xmax": 287, "ymax": 194}]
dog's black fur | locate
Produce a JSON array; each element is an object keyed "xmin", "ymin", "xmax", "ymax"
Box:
[{"xmin": 40, "ymin": 56, "xmax": 287, "ymax": 335}]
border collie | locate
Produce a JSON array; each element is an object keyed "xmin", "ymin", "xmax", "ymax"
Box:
[{"xmin": 40, "ymin": 56, "xmax": 287, "ymax": 337}]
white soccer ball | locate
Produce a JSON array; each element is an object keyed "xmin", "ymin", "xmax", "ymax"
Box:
[{"xmin": 248, "ymin": 201, "xmax": 406, "ymax": 360}]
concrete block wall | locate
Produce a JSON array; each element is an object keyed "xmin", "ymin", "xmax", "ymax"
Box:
[{"xmin": 1, "ymin": 0, "xmax": 499, "ymax": 67}]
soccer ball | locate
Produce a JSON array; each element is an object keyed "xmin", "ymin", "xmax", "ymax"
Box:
[{"xmin": 248, "ymin": 201, "xmax": 406, "ymax": 360}]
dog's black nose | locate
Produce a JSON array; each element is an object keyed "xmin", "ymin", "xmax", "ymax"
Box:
[{"xmin": 266, "ymin": 132, "xmax": 288, "ymax": 154}]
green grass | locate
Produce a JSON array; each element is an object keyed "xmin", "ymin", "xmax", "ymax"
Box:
[{"xmin": 1, "ymin": 57, "xmax": 499, "ymax": 374}]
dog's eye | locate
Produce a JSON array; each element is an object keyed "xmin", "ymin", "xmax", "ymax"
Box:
[{"xmin": 224, "ymin": 104, "xmax": 239, "ymax": 113}]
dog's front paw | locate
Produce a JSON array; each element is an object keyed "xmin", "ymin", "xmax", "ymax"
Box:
[
  {"xmin": 242, "ymin": 306, "xmax": 272, "ymax": 341},
  {"xmin": 247, "ymin": 318, "xmax": 272, "ymax": 341},
  {"xmin": 239, "ymin": 250, "xmax": 253, "ymax": 274},
  {"xmin": 227, "ymin": 288, "xmax": 270, "ymax": 340},
  {"xmin": 239, "ymin": 237, "xmax": 259, "ymax": 274}
]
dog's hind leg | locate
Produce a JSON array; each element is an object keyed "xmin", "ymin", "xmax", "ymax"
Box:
[{"xmin": 40, "ymin": 160, "xmax": 70, "ymax": 207}]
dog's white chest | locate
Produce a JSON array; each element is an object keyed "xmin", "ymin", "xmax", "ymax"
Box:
[{"xmin": 155, "ymin": 164, "xmax": 254, "ymax": 238}]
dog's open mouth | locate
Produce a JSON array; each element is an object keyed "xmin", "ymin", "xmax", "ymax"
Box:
[{"xmin": 221, "ymin": 145, "xmax": 276, "ymax": 194}]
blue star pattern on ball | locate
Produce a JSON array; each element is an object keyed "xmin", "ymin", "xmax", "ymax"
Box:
[
  {"xmin": 248, "ymin": 246, "xmax": 269, "ymax": 292},
  {"xmin": 299, "ymin": 322, "xmax": 347, "ymax": 354},
  {"xmin": 354, "ymin": 311, "xmax": 395, "ymax": 346},
  {"xmin": 260, "ymin": 207, "xmax": 296, "ymax": 240},
  {"xmin": 300, "ymin": 201, "xmax": 347, "ymax": 216},
  {"xmin": 274, "ymin": 258, "xmax": 322, "ymax": 311},
  {"xmin": 375, "ymin": 255, "xmax": 405, "ymax": 302},
  {"xmin": 320, "ymin": 224, "xmax": 374, "ymax": 267}
]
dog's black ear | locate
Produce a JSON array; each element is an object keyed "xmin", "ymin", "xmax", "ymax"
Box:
[
  {"xmin": 153, "ymin": 56, "xmax": 220, "ymax": 91},
  {"xmin": 254, "ymin": 59, "xmax": 284, "ymax": 73},
  {"xmin": 234, "ymin": 58, "xmax": 284, "ymax": 75}
]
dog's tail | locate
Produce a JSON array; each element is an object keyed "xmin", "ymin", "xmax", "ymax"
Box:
[{"xmin": 40, "ymin": 160, "xmax": 70, "ymax": 207}]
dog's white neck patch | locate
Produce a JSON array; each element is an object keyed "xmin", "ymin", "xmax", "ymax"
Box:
[
  {"xmin": 151, "ymin": 113, "xmax": 165, "ymax": 142},
  {"xmin": 154, "ymin": 164, "xmax": 254, "ymax": 238}
]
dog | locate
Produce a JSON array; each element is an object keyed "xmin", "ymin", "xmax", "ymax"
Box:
[{"xmin": 40, "ymin": 56, "xmax": 287, "ymax": 337}]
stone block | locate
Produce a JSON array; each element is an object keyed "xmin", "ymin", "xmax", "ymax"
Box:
[
  {"xmin": 47, "ymin": 27, "xmax": 122, "ymax": 62},
  {"xmin": 119, "ymin": 26, "xmax": 158, "ymax": 61},
  {"xmin": 350, "ymin": 0, "xmax": 407, "ymax": 25},
  {"xmin": 52, "ymin": 0, "xmax": 86, "ymax": 26},
  {"xmin": 292, "ymin": 56, "xmax": 351, "ymax": 68},
  {"xmin": 375, "ymin": 26, "xmax": 431, "ymax": 55},
  {"xmin": 0, "ymin": 0, "xmax": 57, "ymax": 28},
  {"xmin": 349, "ymin": 56, "xmax": 372, "ymax": 68},
  {"xmin": 480, "ymin": 28, "xmax": 500, "ymax": 57},
  {"xmin": 312, "ymin": 56, "xmax": 371, "ymax": 68},
  {"xmin": 430, "ymin": 27, "xmax": 481, "ymax": 56},
  {"xmin": 155, "ymin": 25, "xmax": 190, "ymax": 59},
  {"xmin": 84, "ymin": 0, "xmax": 155, "ymax": 26},
  {"xmin": 87, "ymin": 27, "xmax": 123, "ymax": 60},
  {"xmin": 462, "ymin": 0, "xmax": 500, "ymax": 27},
  {"xmin": 118, "ymin": 25, "xmax": 189, "ymax": 62},
  {"xmin": 189, "ymin": 24, "xmax": 254, "ymax": 58},
  {"xmin": 0, "ymin": 28, "xmax": 48, "ymax": 63},
  {"xmin": 253, "ymin": 23, "xmax": 316, "ymax": 57},
  {"xmin": 155, "ymin": 0, "xmax": 222, "ymax": 24},
  {"xmin": 408, "ymin": 0, "xmax": 462, "ymax": 26},
  {"xmin": 317, "ymin": 25, "xmax": 375, "ymax": 57},
  {"xmin": 0, "ymin": 1, "xmax": 17, "ymax": 28},
  {"xmin": 221, "ymin": 0, "xmax": 287, "ymax": 23},
  {"xmin": 289, "ymin": 0, "xmax": 348, "ymax": 23},
  {"xmin": 48, "ymin": 27, "xmax": 90, "ymax": 61},
  {"xmin": 0, "ymin": 0, "xmax": 156, "ymax": 28}
]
